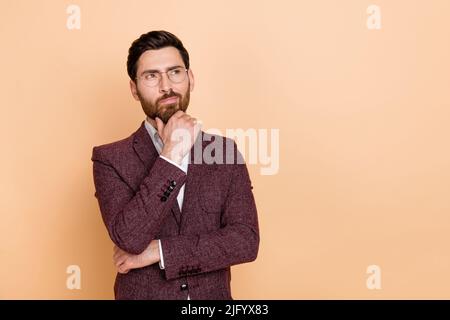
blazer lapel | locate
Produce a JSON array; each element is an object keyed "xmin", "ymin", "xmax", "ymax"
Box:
[{"xmin": 132, "ymin": 122, "xmax": 158, "ymax": 171}]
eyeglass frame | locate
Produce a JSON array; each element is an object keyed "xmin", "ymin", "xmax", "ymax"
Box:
[{"xmin": 135, "ymin": 66, "xmax": 189, "ymax": 87}]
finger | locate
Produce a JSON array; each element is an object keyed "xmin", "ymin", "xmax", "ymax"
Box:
[
  {"xmin": 118, "ymin": 265, "xmax": 128, "ymax": 274},
  {"xmin": 118, "ymin": 261, "xmax": 131, "ymax": 274},
  {"xmin": 118, "ymin": 268, "xmax": 129, "ymax": 274},
  {"xmin": 193, "ymin": 119, "xmax": 202, "ymax": 131},
  {"xmin": 114, "ymin": 259, "xmax": 123, "ymax": 268},
  {"xmin": 113, "ymin": 248, "xmax": 126, "ymax": 261},
  {"xmin": 114, "ymin": 255, "xmax": 127, "ymax": 268},
  {"xmin": 180, "ymin": 115, "xmax": 195, "ymax": 124},
  {"xmin": 113, "ymin": 253, "xmax": 124, "ymax": 265},
  {"xmin": 173, "ymin": 110, "xmax": 185, "ymax": 118},
  {"xmin": 155, "ymin": 117, "xmax": 165, "ymax": 138},
  {"xmin": 117, "ymin": 261, "xmax": 126, "ymax": 272},
  {"xmin": 193, "ymin": 119, "xmax": 202, "ymax": 142}
]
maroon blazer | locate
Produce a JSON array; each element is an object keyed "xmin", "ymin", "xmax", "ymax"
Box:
[{"xmin": 91, "ymin": 122, "xmax": 259, "ymax": 300}]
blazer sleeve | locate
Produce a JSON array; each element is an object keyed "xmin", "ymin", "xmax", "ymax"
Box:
[
  {"xmin": 92, "ymin": 148, "xmax": 187, "ymax": 255},
  {"xmin": 160, "ymin": 151, "xmax": 260, "ymax": 280}
]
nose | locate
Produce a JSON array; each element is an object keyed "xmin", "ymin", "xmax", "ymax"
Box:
[{"xmin": 159, "ymin": 72, "xmax": 172, "ymax": 94}]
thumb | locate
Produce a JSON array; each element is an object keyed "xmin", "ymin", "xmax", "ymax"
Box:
[
  {"xmin": 193, "ymin": 119, "xmax": 203, "ymax": 140},
  {"xmin": 155, "ymin": 117, "xmax": 165, "ymax": 139}
]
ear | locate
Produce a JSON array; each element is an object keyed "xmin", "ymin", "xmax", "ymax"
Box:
[
  {"xmin": 188, "ymin": 69, "xmax": 195, "ymax": 92},
  {"xmin": 129, "ymin": 79, "xmax": 140, "ymax": 101}
]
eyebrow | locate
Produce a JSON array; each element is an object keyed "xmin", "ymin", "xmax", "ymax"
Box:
[{"xmin": 140, "ymin": 65, "xmax": 184, "ymax": 76}]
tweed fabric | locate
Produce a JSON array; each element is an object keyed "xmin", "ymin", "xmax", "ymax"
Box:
[{"xmin": 92, "ymin": 122, "xmax": 259, "ymax": 300}]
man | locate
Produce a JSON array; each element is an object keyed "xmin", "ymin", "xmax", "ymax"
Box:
[{"xmin": 91, "ymin": 30, "xmax": 259, "ymax": 300}]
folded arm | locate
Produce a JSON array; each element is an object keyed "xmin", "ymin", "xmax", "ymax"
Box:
[{"xmin": 92, "ymin": 150, "xmax": 187, "ymax": 255}]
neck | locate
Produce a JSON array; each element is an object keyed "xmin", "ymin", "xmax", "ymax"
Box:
[{"xmin": 146, "ymin": 116, "xmax": 157, "ymax": 129}]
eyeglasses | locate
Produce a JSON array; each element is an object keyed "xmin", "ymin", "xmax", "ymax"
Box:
[{"xmin": 136, "ymin": 67, "xmax": 188, "ymax": 87}]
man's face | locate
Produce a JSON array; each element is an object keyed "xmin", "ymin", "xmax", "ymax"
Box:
[{"xmin": 130, "ymin": 46, "xmax": 195, "ymax": 124}]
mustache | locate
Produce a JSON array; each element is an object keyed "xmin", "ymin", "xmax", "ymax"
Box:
[{"xmin": 157, "ymin": 91, "xmax": 181, "ymax": 104}]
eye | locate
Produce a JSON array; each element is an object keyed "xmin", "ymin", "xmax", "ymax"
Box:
[
  {"xmin": 144, "ymin": 73, "xmax": 158, "ymax": 80},
  {"xmin": 170, "ymin": 68, "xmax": 181, "ymax": 75}
]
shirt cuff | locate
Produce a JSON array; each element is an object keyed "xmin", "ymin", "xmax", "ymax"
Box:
[
  {"xmin": 158, "ymin": 239, "xmax": 165, "ymax": 270},
  {"xmin": 159, "ymin": 155, "xmax": 187, "ymax": 173}
]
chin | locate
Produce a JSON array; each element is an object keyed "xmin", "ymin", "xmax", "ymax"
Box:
[
  {"xmin": 163, "ymin": 105, "xmax": 179, "ymax": 115},
  {"xmin": 157, "ymin": 109, "xmax": 176, "ymax": 123}
]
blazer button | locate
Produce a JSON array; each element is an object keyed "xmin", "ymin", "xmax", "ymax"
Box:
[
  {"xmin": 164, "ymin": 191, "xmax": 170, "ymax": 197},
  {"xmin": 160, "ymin": 196, "xmax": 167, "ymax": 202},
  {"xmin": 170, "ymin": 180, "xmax": 176, "ymax": 187},
  {"xmin": 180, "ymin": 283, "xmax": 188, "ymax": 291}
]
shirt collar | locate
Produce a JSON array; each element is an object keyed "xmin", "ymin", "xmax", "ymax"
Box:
[{"xmin": 144, "ymin": 117, "xmax": 163, "ymax": 154}]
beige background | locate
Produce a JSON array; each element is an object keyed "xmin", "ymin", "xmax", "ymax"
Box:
[{"xmin": 1, "ymin": 0, "xmax": 450, "ymax": 299}]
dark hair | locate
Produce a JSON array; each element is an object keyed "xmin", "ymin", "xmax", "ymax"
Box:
[{"xmin": 127, "ymin": 30, "xmax": 190, "ymax": 81}]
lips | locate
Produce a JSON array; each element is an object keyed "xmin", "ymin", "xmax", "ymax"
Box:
[{"xmin": 159, "ymin": 96, "xmax": 178, "ymax": 105}]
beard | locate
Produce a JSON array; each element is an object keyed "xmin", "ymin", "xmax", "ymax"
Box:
[{"xmin": 137, "ymin": 84, "xmax": 190, "ymax": 124}]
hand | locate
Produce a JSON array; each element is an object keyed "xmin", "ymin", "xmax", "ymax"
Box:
[
  {"xmin": 113, "ymin": 240, "xmax": 160, "ymax": 274},
  {"xmin": 156, "ymin": 111, "xmax": 202, "ymax": 165}
]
